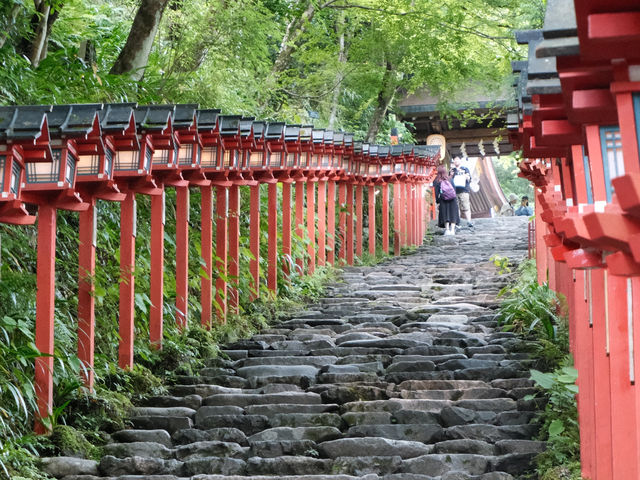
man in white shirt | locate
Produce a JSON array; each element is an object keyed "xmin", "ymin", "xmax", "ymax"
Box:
[{"xmin": 449, "ymin": 156, "xmax": 473, "ymax": 228}]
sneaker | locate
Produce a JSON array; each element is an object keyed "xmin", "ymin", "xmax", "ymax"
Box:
[
  {"xmin": 444, "ymin": 229, "xmax": 452, "ymax": 236},
  {"xmin": 468, "ymin": 222, "xmax": 474, "ymax": 229}
]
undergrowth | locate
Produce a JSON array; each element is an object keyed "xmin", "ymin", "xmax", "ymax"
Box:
[{"xmin": 497, "ymin": 259, "xmax": 582, "ymax": 479}]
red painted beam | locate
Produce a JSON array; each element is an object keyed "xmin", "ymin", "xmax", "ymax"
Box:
[
  {"xmin": 572, "ymin": 269, "xmax": 596, "ymax": 479},
  {"xmin": 368, "ymin": 186, "xmax": 376, "ymax": 256},
  {"xmin": 267, "ymin": 181, "xmax": 278, "ymax": 292},
  {"xmin": 176, "ymin": 185, "xmax": 190, "ymax": 328},
  {"xmin": 118, "ymin": 192, "xmax": 136, "ymax": 369},
  {"xmin": 295, "ymin": 180, "xmax": 305, "ymax": 274},
  {"xmin": 215, "ymin": 186, "xmax": 228, "ymax": 323},
  {"xmin": 591, "ymin": 269, "xmax": 613, "ymax": 479},
  {"xmin": 34, "ymin": 204, "xmax": 57, "ymax": 433},
  {"xmin": 382, "ymin": 183, "xmax": 389, "ymax": 254},
  {"xmin": 346, "ymin": 182, "xmax": 354, "ymax": 265},
  {"xmin": 150, "ymin": 189, "xmax": 165, "ymax": 346},
  {"xmin": 582, "ymin": 212, "xmax": 640, "ymax": 253},
  {"xmin": 394, "ymin": 182, "xmax": 401, "ymax": 249},
  {"xmin": 338, "ymin": 181, "xmax": 347, "ymax": 264},
  {"xmin": 317, "ymin": 180, "xmax": 327, "ymax": 266},
  {"xmin": 327, "ymin": 180, "xmax": 336, "ymax": 265},
  {"xmin": 613, "ymin": 174, "xmax": 640, "ymax": 218},
  {"xmin": 78, "ymin": 199, "xmax": 96, "ymax": 389},
  {"xmin": 227, "ymin": 184, "xmax": 240, "ymax": 315},
  {"xmin": 306, "ymin": 181, "xmax": 316, "ymax": 274},
  {"xmin": 282, "ymin": 181, "xmax": 292, "ymax": 279},
  {"xmin": 607, "ymin": 273, "xmax": 638, "ymax": 479},
  {"xmin": 588, "ymin": 12, "xmax": 640, "ymax": 42},
  {"xmin": 355, "ymin": 184, "xmax": 363, "ymax": 258},
  {"xmin": 249, "ymin": 184, "xmax": 260, "ymax": 299},
  {"xmin": 200, "ymin": 185, "xmax": 213, "ymax": 328}
]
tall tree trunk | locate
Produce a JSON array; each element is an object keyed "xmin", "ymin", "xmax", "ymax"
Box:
[
  {"xmin": 19, "ymin": 0, "xmax": 62, "ymax": 68},
  {"xmin": 365, "ymin": 60, "xmax": 397, "ymax": 143},
  {"xmin": 0, "ymin": 3, "xmax": 22, "ymax": 49},
  {"xmin": 110, "ymin": 0, "xmax": 170, "ymax": 80},
  {"xmin": 328, "ymin": 12, "xmax": 347, "ymax": 130},
  {"xmin": 272, "ymin": 1, "xmax": 316, "ymax": 76}
]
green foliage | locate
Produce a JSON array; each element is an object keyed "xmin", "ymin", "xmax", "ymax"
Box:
[
  {"xmin": 490, "ymin": 254, "xmax": 512, "ymax": 274},
  {"xmin": 527, "ymin": 358, "xmax": 582, "ymax": 480},
  {"xmin": 498, "ymin": 260, "xmax": 563, "ymax": 342},
  {"xmin": 492, "ymin": 153, "xmax": 534, "ymax": 201}
]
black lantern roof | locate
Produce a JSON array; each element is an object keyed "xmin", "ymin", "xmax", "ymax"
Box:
[
  {"xmin": 324, "ymin": 130, "xmax": 334, "ymax": 144},
  {"xmin": 240, "ymin": 117, "xmax": 255, "ymax": 137},
  {"xmin": 353, "ymin": 141, "xmax": 363, "ymax": 154},
  {"xmin": 134, "ymin": 105, "xmax": 175, "ymax": 132},
  {"xmin": 390, "ymin": 145, "xmax": 404, "ymax": 156},
  {"xmin": 253, "ymin": 121, "xmax": 266, "ymax": 140},
  {"xmin": 362, "ymin": 143, "xmax": 370, "ymax": 155},
  {"xmin": 333, "ymin": 132, "xmax": 344, "ymax": 146},
  {"xmin": 284, "ymin": 125, "xmax": 300, "ymax": 142},
  {"xmin": 219, "ymin": 115, "xmax": 242, "ymax": 136},
  {"xmin": 312, "ymin": 129, "xmax": 325, "ymax": 144},
  {"xmin": 377, "ymin": 145, "xmax": 390, "ymax": 158},
  {"xmin": 99, "ymin": 103, "xmax": 137, "ymax": 133},
  {"xmin": 344, "ymin": 134, "xmax": 354, "ymax": 147},
  {"xmin": 173, "ymin": 104, "xmax": 198, "ymax": 129},
  {"xmin": 196, "ymin": 109, "xmax": 221, "ymax": 131},
  {"xmin": 299, "ymin": 125, "xmax": 313, "ymax": 142},
  {"xmin": 265, "ymin": 122, "xmax": 285, "ymax": 140},
  {"xmin": 402, "ymin": 144, "xmax": 414, "ymax": 155},
  {"xmin": 0, "ymin": 105, "xmax": 51, "ymax": 141},
  {"xmin": 44, "ymin": 104, "xmax": 102, "ymax": 138}
]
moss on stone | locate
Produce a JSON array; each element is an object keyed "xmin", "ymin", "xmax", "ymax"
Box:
[{"xmin": 50, "ymin": 425, "xmax": 102, "ymax": 460}]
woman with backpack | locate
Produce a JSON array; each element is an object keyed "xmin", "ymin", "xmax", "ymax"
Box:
[{"xmin": 433, "ymin": 164, "xmax": 460, "ymax": 236}]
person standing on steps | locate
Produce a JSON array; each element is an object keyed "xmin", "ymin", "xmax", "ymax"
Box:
[
  {"xmin": 515, "ymin": 195, "xmax": 533, "ymax": 216},
  {"xmin": 500, "ymin": 193, "xmax": 519, "ymax": 216},
  {"xmin": 433, "ymin": 164, "xmax": 459, "ymax": 236},
  {"xmin": 449, "ymin": 156, "xmax": 473, "ymax": 229}
]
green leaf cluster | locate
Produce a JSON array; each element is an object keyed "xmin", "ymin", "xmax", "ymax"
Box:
[{"xmin": 527, "ymin": 359, "xmax": 582, "ymax": 480}]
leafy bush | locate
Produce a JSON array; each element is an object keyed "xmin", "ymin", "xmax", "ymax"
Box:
[
  {"xmin": 498, "ymin": 260, "xmax": 564, "ymax": 342},
  {"xmin": 527, "ymin": 358, "xmax": 582, "ymax": 480}
]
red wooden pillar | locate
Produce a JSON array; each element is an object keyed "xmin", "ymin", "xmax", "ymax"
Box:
[
  {"xmin": 78, "ymin": 199, "xmax": 96, "ymax": 389},
  {"xmin": 338, "ymin": 181, "xmax": 347, "ymax": 263},
  {"xmin": 327, "ymin": 180, "xmax": 336, "ymax": 265},
  {"xmin": 405, "ymin": 183, "xmax": 416, "ymax": 246},
  {"xmin": 355, "ymin": 184, "xmax": 363, "ymax": 258},
  {"xmin": 346, "ymin": 182, "xmax": 354, "ymax": 265},
  {"xmin": 368, "ymin": 185, "xmax": 376, "ymax": 256},
  {"xmin": 228, "ymin": 184, "xmax": 240, "ymax": 315},
  {"xmin": 118, "ymin": 191, "xmax": 136, "ymax": 369},
  {"xmin": 175, "ymin": 185, "xmax": 190, "ymax": 328},
  {"xmin": 215, "ymin": 185, "xmax": 228, "ymax": 323},
  {"xmin": 572, "ymin": 268, "xmax": 596, "ymax": 478},
  {"xmin": 249, "ymin": 184, "xmax": 260, "ymax": 299},
  {"xmin": 317, "ymin": 180, "xmax": 326, "ymax": 266},
  {"xmin": 401, "ymin": 182, "xmax": 408, "ymax": 247},
  {"xmin": 34, "ymin": 204, "xmax": 57, "ymax": 433},
  {"xmin": 382, "ymin": 183, "xmax": 389, "ymax": 254},
  {"xmin": 295, "ymin": 180, "xmax": 305, "ymax": 274},
  {"xmin": 535, "ymin": 196, "xmax": 547, "ymax": 284},
  {"xmin": 281, "ymin": 181, "xmax": 292, "ymax": 279},
  {"xmin": 633, "ymin": 276, "xmax": 640, "ymax": 469},
  {"xmin": 306, "ymin": 181, "xmax": 316, "ymax": 274},
  {"xmin": 150, "ymin": 189, "xmax": 165, "ymax": 346},
  {"xmin": 607, "ymin": 272, "xmax": 638, "ymax": 479},
  {"xmin": 591, "ymin": 268, "xmax": 614, "ymax": 479},
  {"xmin": 200, "ymin": 185, "xmax": 213, "ymax": 328},
  {"xmin": 393, "ymin": 183, "xmax": 401, "ymax": 256},
  {"xmin": 267, "ymin": 181, "xmax": 278, "ymax": 292}
]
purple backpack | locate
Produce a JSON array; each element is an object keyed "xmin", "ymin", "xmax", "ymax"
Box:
[{"xmin": 440, "ymin": 179, "xmax": 456, "ymax": 200}]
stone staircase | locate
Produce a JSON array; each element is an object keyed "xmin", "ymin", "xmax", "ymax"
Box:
[{"xmin": 45, "ymin": 216, "xmax": 545, "ymax": 480}]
